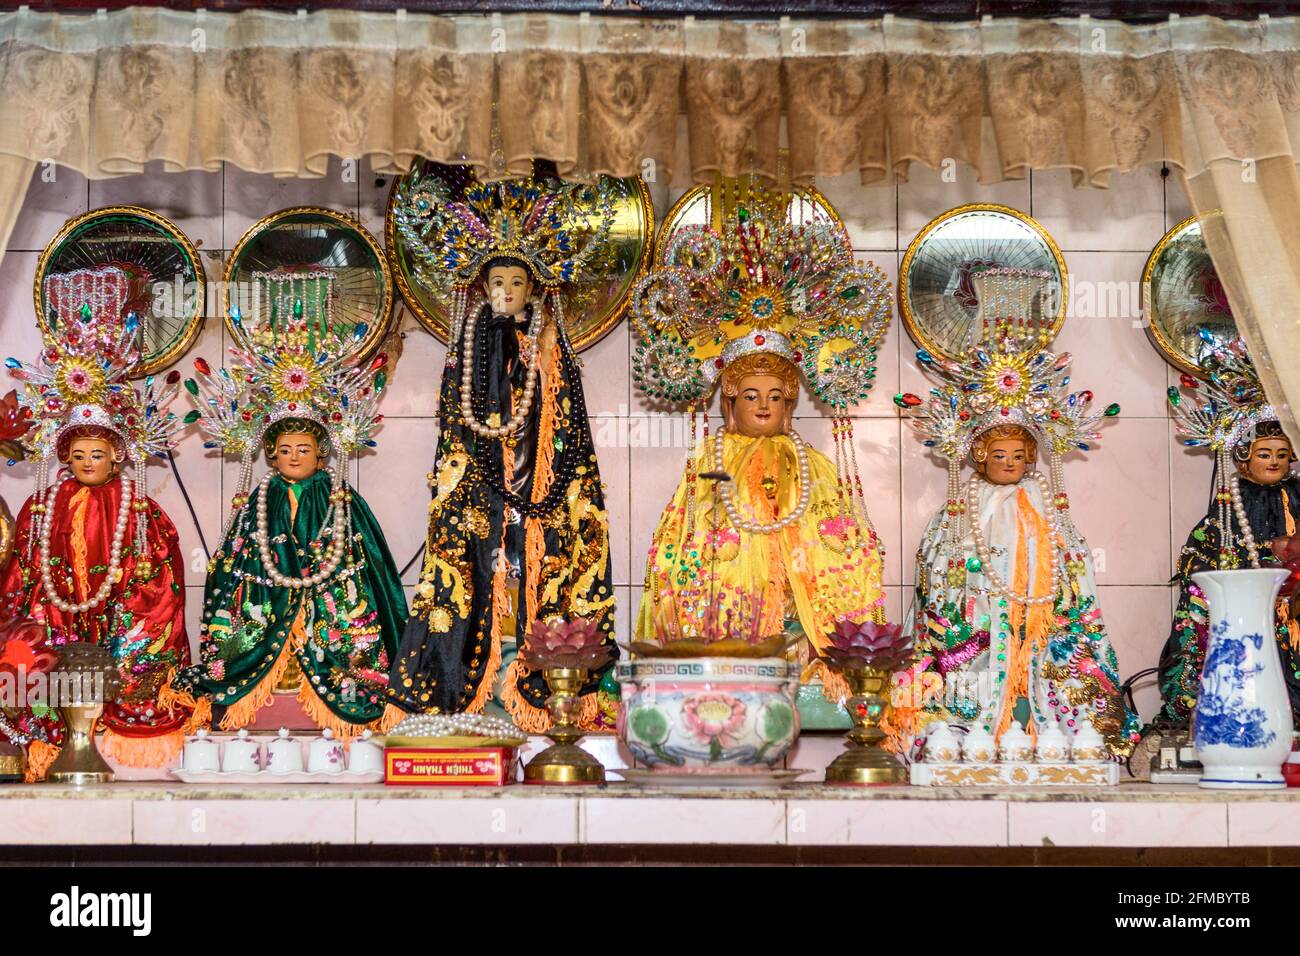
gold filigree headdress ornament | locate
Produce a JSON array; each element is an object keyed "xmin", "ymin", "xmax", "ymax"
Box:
[
  {"xmin": 184, "ymin": 270, "xmax": 390, "ymax": 540},
  {"xmin": 1167, "ymin": 334, "xmax": 1283, "ymax": 568},
  {"xmin": 6, "ymin": 265, "xmax": 183, "ymax": 567},
  {"xmin": 391, "ymin": 171, "xmax": 617, "ymax": 348},
  {"xmin": 629, "ymin": 191, "xmax": 892, "ymax": 536},
  {"xmin": 894, "ymin": 267, "xmax": 1120, "ymax": 550}
]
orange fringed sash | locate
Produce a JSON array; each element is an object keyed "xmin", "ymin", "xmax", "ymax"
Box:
[
  {"xmin": 995, "ymin": 489, "xmax": 1057, "ymax": 744},
  {"xmin": 468, "ymin": 404, "xmax": 517, "ymax": 716},
  {"xmin": 23, "ymin": 739, "xmax": 58, "ymax": 782},
  {"xmin": 218, "ymin": 605, "xmax": 303, "ymax": 732},
  {"xmin": 68, "ymin": 486, "xmax": 92, "ymax": 603},
  {"xmin": 214, "ymin": 605, "xmax": 399, "ymax": 741},
  {"xmin": 99, "ymin": 726, "xmax": 185, "ymax": 768}
]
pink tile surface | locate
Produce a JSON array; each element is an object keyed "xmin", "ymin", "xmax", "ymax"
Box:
[
  {"xmin": 1098, "ymin": 585, "xmax": 1174, "ymax": 725},
  {"xmin": 788, "ymin": 797, "xmax": 1007, "ymax": 846},
  {"xmin": 378, "ymin": 312, "xmax": 447, "ymax": 417},
  {"xmin": 222, "ymin": 157, "xmax": 360, "ymax": 247},
  {"xmin": 0, "ymin": 798, "xmax": 133, "ymax": 844},
  {"xmin": 580, "ymin": 323, "xmax": 631, "ymax": 419},
  {"xmin": 132, "ymin": 798, "xmax": 355, "ymax": 845},
  {"xmin": 1032, "ymin": 166, "xmax": 1166, "ymax": 253},
  {"xmin": 898, "ymin": 159, "xmax": 1031, "ymax": 237},
  {"xmin": 1008, "ymin": 801, "xmax": 1228, "ymax": 847},
  {"xmin": 1228, "ymin": 802, "xmax": 1300, "ymax": 846},
  {"xmin": 582, "ymin": 797, "xmax": 786, "ymax": 845},
  {"xmin": 357, "ymin": 796, "xmax": 578, "ymax": 845},
  {"xmin": 1068, "ymin": 417, "xmax": 1171, "ymax": 586},
  {"xmin": 8, "ymin": 164, "xmax": 88, "ymax": 252},
  {"xmin": 356, "ymin": 416, "xmax": 440, "ymax": 586},
  {"xmin": 1055, "ymin": 251, "xmax": 1167, "ymax": 419}
]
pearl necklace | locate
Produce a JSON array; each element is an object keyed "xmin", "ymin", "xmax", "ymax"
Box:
[
  {"xmin": 390, "ymin": 712, "xmax": 523, "ymax": 740},
  {"xmin": 459, "ymin": 306, "xmax": 542, "ymax": 439},
  {"xmin": 40, "ymin": 476, "xmax": 133, "ymax": 615},
  {"xmin": 1227, "ymin": 470, "xmax": 1262, "ymax": 568},
  {"xmin": 253, "ymin": 469, "xmax": 347, "ymax": 589},
  {"xmin": 967, "ymin": 472, "xmax": 1063, "ymax": 608},
  {"xmin": 714, "ymin": 430, "xmax": 812, "ymax": 535}
]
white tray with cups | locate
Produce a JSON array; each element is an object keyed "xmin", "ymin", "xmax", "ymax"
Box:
[
  {"xmin": 908, "ymin": 721, "xmax": 1119, "ymax": 787},
  {"xmin": 170, "ymin": 727, "xmax": 386, "ymax": 784}
]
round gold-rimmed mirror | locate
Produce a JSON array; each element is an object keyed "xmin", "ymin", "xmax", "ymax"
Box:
[
  {"xmin": 223, "ymin": 207, "xmax": 393, "ymax": 362},
  {"xmin": 1141, "ymin": 215, "xmax": 1238, "ymax": 378},
  {"xmin": 35, "ymin": 205, "xmax": 206, "ymax": 377},
  {"xmin": 655, "ymin": 177, "xmax": 847, "ymax": 266},
  {"xmin": 386, "ymin": 160, "xmax": 654, "ymax": 352},
  {"xmin": 899, "ymin": 203, "xmax": 1067, "ymax": 362}
]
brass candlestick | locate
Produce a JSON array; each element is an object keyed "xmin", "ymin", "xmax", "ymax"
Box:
[
  {"xmin": 46, "ymin": 701, "xmax": 114, "ymax": 785},
  {"xmin": 44, "ymin": 642, "xmax": 121, "ymax": 786},
  {"xmin": 824, "ymin": 664, "xmax": 906, "ymax": 785},
  {"xmin": 523, "ymin": 666, "xmax": 606, "ymax": 785}
]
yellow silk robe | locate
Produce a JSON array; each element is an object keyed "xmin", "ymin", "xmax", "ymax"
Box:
[{"xmin": 635, "ymin": 432, "xmax": 885, "ymax": 681}]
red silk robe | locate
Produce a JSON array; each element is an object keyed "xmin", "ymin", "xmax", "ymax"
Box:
[{"xmin": 0, "ymin": 475, "xmax": 194, "ymax": 768}]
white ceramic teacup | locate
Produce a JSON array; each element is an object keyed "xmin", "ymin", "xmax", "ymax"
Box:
[
  {"xmin": 221, "ymin": 728, "xmax": 262, "ymax": 773},
  {"xmin": 1071, "ymin": 723, "xmax": 1107, "ymax": 763},
  {"xmin": 961, "ymin": 727, "xmax": 997, "ymax": 764},
  {"xmin": 997, "ymin": 725, "xmax": 1034, "ymax": 763},
  {"xmin": 264, "ymin": 727, "xmax": 303, "ymax": 774},
  {"xmin": 1035, "ymin": 723, "xmax": 1070, "ymax": 762},
  {"xmin": 922, "ymin": 723, "xmax": 961, "ymax": 763},
  {"xmin": 348, "ymin": 729, "xmax": 384, "ymax": 774},
  {"xmin": 307, "ymin": 728, "xmax": 345, "ymax": 775},
  {"xmin": 182, "ymin": 728, "xmax": 221, "ymax": 773}
]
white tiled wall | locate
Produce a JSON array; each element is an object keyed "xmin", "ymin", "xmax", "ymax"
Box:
[{"xmin": 0, "ymin": 158, "xmax": 1204, "ymax": 724}]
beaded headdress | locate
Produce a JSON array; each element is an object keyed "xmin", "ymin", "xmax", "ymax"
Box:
[
  {"xmin": 184, "ymin": 270, "xmax": 389, "ymax": 527},
  {"xmin": 895, "ymin": 268, "xmax": 1118, "ymax": 463},
  {"xmin": 1167, "ymin": 334, "xmax": 1287, "ymax": 569},
  {"xmin": 1167, "ymin": 333, "xmax": 1276, "ymax": 455},
  {"xmin": 629, "ymin": 200, "xmax": 891, "ymax": 411},
  {"xmin": 392, "ymin": 172, "xmax": 617, "ymax": 343},
  {"xmin": 895, "ymin": 267, "xmax": 1119, "ymax": 544},
  {"xmin": 6, "ymin": 265, "xmax": 184, "ymax": 563},
  {"xmin": 631, "ymin": 194, "xmax": 892, "ymax": 541}
]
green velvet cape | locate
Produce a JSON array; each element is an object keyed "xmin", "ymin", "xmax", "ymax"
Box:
[{"xmin": 177, "ymin": 469, "xmax": 407, "ymax": 726}]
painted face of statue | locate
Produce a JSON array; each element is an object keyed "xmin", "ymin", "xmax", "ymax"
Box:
[
  {"xmin": 980, "ymin": 437, "xmax": 1031, "ymax": 486},
  {"xmin": 1243, "ymin": 437, "xmax": 1294, "ymax": 485},
  {"xmin": 272, "ymin": 432, "xmax": 323, "ymax": 482},
  {"xmin": 728, "ymin": 374, "xmax": 791, "ymax": 438},
  {"xmin": 66, "ymin": 437, "xmax": 118, "ymax": 487},
  {"xmin": 484, "ymin": 264, "xmax": 533, "ymax": 317}
]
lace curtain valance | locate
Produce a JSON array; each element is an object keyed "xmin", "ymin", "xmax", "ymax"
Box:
[
  {"xmin": 1, "ymin": 9, "xmax": 1300, "ymax": 187},
  {"xmin": 2, "ymin": 8, "xmax": 1300, "ymax": 446}
]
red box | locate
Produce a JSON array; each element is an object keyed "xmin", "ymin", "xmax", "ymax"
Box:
[{"xmin": 384, "ymin": 747, "xmax": 518, "ymax": 786}]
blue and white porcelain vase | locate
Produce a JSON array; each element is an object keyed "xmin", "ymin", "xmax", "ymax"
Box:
[{"xmin": 1191, "ymin": 568, "xmax": 1293, "ymax": 790}]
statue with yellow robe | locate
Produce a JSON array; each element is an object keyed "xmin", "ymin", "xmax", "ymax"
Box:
[{"xmin": 629, "ymin": 191, "xmax": 893, "ymax": 718}]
